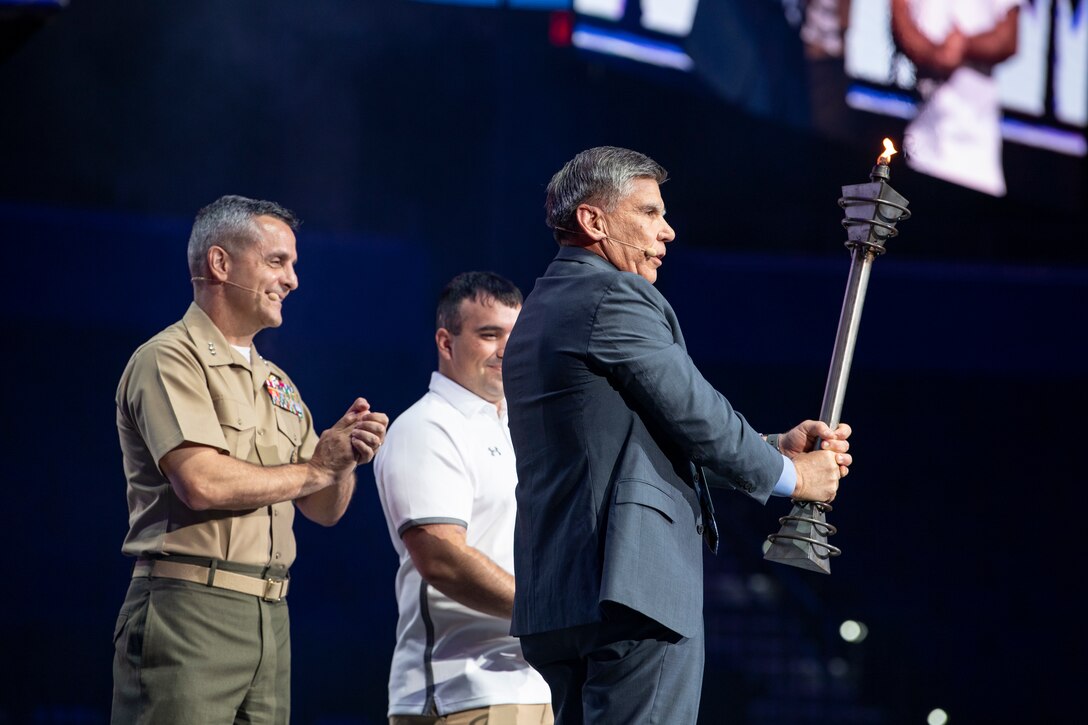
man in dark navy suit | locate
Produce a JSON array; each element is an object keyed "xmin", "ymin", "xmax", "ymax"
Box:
[{"xmin": 503, "ymin": 146, "xmax": 852, "ymax": 724}]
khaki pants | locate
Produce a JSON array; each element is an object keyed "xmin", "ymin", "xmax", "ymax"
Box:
[
  {"xmin": 111, "ymin": 576, "xmax": 291, "ymax": 725},
  {"xmin": 391, "ymin": 703, "xmax": 553, "ymax": 725}
]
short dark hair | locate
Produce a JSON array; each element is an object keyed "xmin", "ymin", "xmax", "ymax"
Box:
[
  {"xmin": 187, "ymin": 195, "xmax": 300, "ymax": 276},
  {"xmin": 545, "ymin": 146, "xmax": 668, "ymax": 241},
  {"xmin": 436, "ymin": 271, "xmax": 522, "ymax": 334}
]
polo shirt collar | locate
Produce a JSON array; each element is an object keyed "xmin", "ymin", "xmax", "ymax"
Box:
[{"xmin": 429, "ymin": 371, "xmax": 505, "ymax": 421}]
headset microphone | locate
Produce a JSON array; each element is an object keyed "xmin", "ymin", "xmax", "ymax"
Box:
[
  {"xmin": 191, "ymin": 277, "xmax": 265, "ymax": 296},
  {"xmin": 603, "ymin": 234, "xmax": 658, "ymax": 260},
  {"xmin": 554, "ymin": 228, "xmax": 657, "ymax": 259}
]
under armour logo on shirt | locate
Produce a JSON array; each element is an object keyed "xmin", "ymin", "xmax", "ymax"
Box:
[{"xmin": 488, "ymin": 447, "xmax": 502, "ymax": 456}]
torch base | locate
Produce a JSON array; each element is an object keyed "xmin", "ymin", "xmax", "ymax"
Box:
[{"xmin": 763, "ymin": 501, "xmax": 841, "ymax": 574}]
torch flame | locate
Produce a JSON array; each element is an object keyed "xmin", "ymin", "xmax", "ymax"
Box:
[{"xmin": 878, "ymin": 138, "xmax": 898, "ymax": 165}]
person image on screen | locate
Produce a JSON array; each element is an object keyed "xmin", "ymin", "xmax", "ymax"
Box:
[{"xmin": 892, "ymin": 0, "xmax": 1021, "ymax": 196}]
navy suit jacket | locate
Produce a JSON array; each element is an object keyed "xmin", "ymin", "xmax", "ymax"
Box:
[{"xmin": 504, "ymin": 246, "xmax": 784, "ymax": 639}]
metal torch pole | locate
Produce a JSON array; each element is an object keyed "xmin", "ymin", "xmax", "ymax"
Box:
[
  {"xmin": 819, "ymin": 245, "xmax": 876, "ymax": 430},
  {"xmin": 760, "ymin": 248, "xmax": 873, "ymax": 574},
  {"xmin": 764, "ymin": 153, "xmax": 909, "ymax": 574}
]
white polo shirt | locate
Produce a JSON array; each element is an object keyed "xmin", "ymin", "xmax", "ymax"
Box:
[{"xmin": 374, "ymin": 372, "xmax": 550, "ymax": 717}]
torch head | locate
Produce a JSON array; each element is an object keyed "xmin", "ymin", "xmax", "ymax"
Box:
[{"xmin": 838, "ymin": 138, "xmax": 911, "ymax": 252}]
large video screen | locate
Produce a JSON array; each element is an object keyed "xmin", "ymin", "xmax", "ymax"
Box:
[
  {"xmin": 844, "ymin": 0, "xmax": 1085, "ymax": 195},
  {"xmin": 571, "ymin": 0, "xmax": 1086, "ymax": 199},
  {"xmin": 847, "ymin": 1, "xmax": 1085, "ymax": 135}
]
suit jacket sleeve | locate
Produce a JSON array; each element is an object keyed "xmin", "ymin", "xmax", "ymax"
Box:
[{"xmin": 585, "ymin": 273, "xmax": 783, "ymax": 502}]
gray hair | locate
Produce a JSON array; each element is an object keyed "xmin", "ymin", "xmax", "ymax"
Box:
[
  {"xmin": 187, "ymin": 195, "xmax": 300, "ymax": 276},
  {"xmin": 544, "ymin": 146, "xmax": 668, "ymax": 241}
]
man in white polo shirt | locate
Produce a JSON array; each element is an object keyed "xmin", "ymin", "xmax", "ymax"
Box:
[{"xmin": 374, "ymin": 271, "xmax": 552, "ymax": 725}]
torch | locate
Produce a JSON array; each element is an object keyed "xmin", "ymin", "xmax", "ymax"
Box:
[{"xmin": 763, "ymin": 139, "xmax": 910, "ymax": 574}]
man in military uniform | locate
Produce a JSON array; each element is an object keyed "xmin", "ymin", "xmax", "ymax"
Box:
[{"xmin": 111, "ymin": 195, "xmax": 388, "ymax": 725}]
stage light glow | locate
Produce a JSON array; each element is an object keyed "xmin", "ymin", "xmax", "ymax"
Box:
[
  {"xmin": 838, "ymin": 619, "xmax": 869, "ymax": 643},
  {"xmin": 746, "ymin": 573, "xmax": 774, "ymax": 599},
  {"xmin": 927, "ymin": 708, "xmax": 949, "ymax": 725},
  {"xmin": 827, "ymin": 657, "xmax": 849, "ymax": 678}
]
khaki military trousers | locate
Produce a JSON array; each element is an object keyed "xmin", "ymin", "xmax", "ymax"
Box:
[{"xmin": 111, "ymin": 576, "xmax": 291, "ymax": 725}]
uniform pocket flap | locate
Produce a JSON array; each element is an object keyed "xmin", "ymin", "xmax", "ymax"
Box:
[
  {"xmin": 274, "ymin": 407, "xmax": 302, "ymax": 445},
  {"xmin": 614, "ymin": 480, "xmax": 679, "ymax": 523},
  {"xmin": 212, "ymin": 397, "xmax": 256, "ymax": 430}
]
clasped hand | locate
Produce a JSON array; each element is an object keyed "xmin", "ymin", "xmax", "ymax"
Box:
[
  {"xmin": 312, "ymin": 398, "xmax": 389, "ymax": 475},
  {"xmin": 779, "ymin": 420, "xmax": 852, "ymax": 503}
]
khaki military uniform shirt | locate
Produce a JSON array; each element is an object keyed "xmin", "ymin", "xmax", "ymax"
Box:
[{"xmin": 116, "ymin": 302, "xmax": 318, "ymax": 568}]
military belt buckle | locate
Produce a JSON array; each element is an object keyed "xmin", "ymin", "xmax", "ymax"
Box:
[{"xmin": 263, "ymin": 578, "xmax": 287, "ymax": 602}]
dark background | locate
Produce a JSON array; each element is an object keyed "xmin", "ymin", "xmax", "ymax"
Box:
[{"xmin": 1, "ymin": 1, "xmax": 1084, "ymax": 724}]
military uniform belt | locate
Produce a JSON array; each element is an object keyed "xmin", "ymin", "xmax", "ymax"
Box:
[{"xmin": 133, "ymin": 558, "xmax": 289, "ymax": 602}]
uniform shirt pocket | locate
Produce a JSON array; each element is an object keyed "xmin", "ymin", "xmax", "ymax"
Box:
[
  {"xmin": 211, "ymin": 397, "xmax": 257, "ymax": 461},
  {"xmin": 258, "ymin": 407, "xmax": 302, "ymax": 465}
]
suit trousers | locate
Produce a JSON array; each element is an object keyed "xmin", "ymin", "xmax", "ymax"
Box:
[
  {"xmin": 519, "ymin": 604, "xmax": 704, "ymax": 725},
  {"xmin": 111, "ymin": 576, "xmax": 291, "ymax": 725}
]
